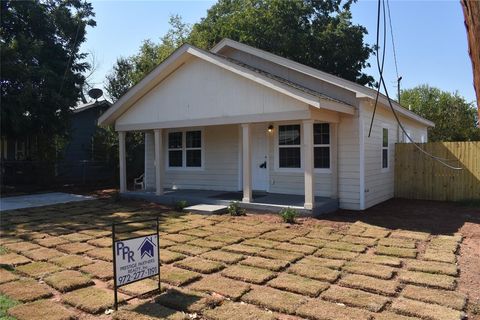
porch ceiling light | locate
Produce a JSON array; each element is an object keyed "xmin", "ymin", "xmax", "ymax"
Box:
[{"xmin": 268, "ymin": 125, "xmax": 274, "ymax": 133}]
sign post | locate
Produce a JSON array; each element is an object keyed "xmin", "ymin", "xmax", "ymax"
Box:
[{"xmin": 112, "ymin": 218, "xmax": 160, "ymax": 310}]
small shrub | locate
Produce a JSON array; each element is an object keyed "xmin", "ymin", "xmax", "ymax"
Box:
[
  {"xmin": 174, "ymin": 200, "xmax": 188, "ymax": 212},
  {"xmin": 228, "ymin": 201, "xmax": 246, "ymax": 216},
  {"xmin": 280, "ymin": 207, "xmax": 298, "ymax": 224}
]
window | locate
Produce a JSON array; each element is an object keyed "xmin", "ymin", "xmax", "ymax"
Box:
[
  {"xmin": 278, "ymin": 125, "xmax": 301, "ymax": 168},
  {"xmin": 314, "ymin": 123, "xmax": 330, "ymax": 169},
  {"xmin": 168, "ymin": 130, "xmax": 202, "ymax": 168},
  {"xmin": 382, "ymin": 128, "xmax": 388, "ymax": 169}
]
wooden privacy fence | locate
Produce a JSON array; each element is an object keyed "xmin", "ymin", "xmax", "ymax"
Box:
[{"xmin": 395, "ymin": 141, "xmax": 480, "ymax": 201}]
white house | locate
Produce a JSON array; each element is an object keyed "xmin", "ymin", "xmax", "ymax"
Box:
[{"xmin": 98, "ymin": 39, "xmax": 433, "ymax": 213}]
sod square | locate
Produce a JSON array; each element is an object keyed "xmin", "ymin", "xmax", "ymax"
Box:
[
  {"xmin": 343, "ymin": 261, "xmax": 395, "ymax": 279},
  {"xmin": 180, "ymin": 228, "xmax": 212, "ymax": 238},
  {"xmin": 428, "ymin": 238, "xmax": 459, "ymax": 253},
  {"xmin": 423, "ymin": 249, "xmax": 456, "ymax": 264},
  {"xmin": 339, "ymin": 273, "xmax": 399, "ymax": 296},
  {"xmin": 86, "ymin": 237, "xmax": 111, "ymax": 248},
  {"xmin": 343, "ymin": 225, "xmax": 365, "ymax": 236},
  {"xmin": 373, "ymin": 311, "xmax": 421, "ymax": 320},
  {"xmin": 44, "ymin": 270, "xmax": 94, "ymax": 292},
  {"xmin": 86, "ymin": 247, "xmax": 112, "ymax": 261},
  {"xmin": 321, "ymin": 285, "xmax": 389, "ymax": 312},
  {"xmin": 324, "ymin": 241, "xmax": 367, "ymax": 253},
  {"xmin": 205, "ymin": 234, "xmax": 244, "ymax": 244},
  {"xmin": 241, "ymin": 286, "xmax": 306, "ymax": 314},
  {"xmin": 23, "ymin": 248, "xmax": 63, "ymax": 261},
  {"xmin": 391, "ymin": 297, "xmax": 464, "ymax": 320},
  {"xmin": 113, "ymin": 301, "xmax": 188, "ymax": 320},
  {"xmin": 398, "ymin": 270, "xmax": 456, "ymax": 290},
  {"xmin": 0, "ymin": 268, "xmax": 19, "ymax": 284},
  {"xmin": 390, "ymin": 230, "xmax": 430, "ymax": 241},
  {"xmin": 8, "ymin": 299, "xmax": 76, "ymax": 320},
  {"xmin": 242, "ymin": 238, "xmax": 281, "ymax": 249},
  {"xmin": 257, "ymin": 249, "xmax": 303, "ymax": 262},
  {"xmin": 168, "ymin": 244, "xmax": 210, "ymax": 256},
  {"xmin": 406, "ymin": 259, "xmax": 458, "ymax": 276},
  {"xmin": 60, "ymin": 233, "xmax": 93, "ymax": 242},
  {"xmin": 289, "ymin": 237, "xmax": 327, "ymax": 247},
  {"xmin": 57, "ymin": 242, "xmax": 96, "ymax": 254},
  {"xmin": 296, "ymin": 299, "xmax": 372, "ymax": 320},
  {"xmin": 306, "ymin": 229, "xmax": 343, "ymax": 241},
  {"xmin": 221, "ymin": 265, "xmax": 275, "ymax": 284},
  {"xmin": 159, "ymin": 239, "xmax": 176, "ymax": 248},
  {"xmin": 240, "ymin": 256, "xmax": 289, "ymax": 271},
  {"xmin": 174, "ymin": 257, "xmax": 224, "ymax": 274},
  {"xmin": 63, "ymin": 286, "xmax": 123, "ymax": 314},
  {"xmin": 0, "ymin": 279, "xmax": 52, "ymax": 302},
  {"xmin": 118, "ymin": 278, "xmax": 162, "ymax": 296},
  {"xmin": 314, "ymin": 247, "xmax": 359, "ymax": 260},
  {"xmin": 33, "ymin": 236, "xmax": 69, "ymax": 248},
  {"xmin": 355, "ymin": 254, "xmax": 402, "ymax": 267},
  {"xmin": 188, "ymin": 239, "xmax": 223, "ymax": 249},
  {"xmin": 16, "ymin": 261, "xmax": 62, "ymax": 278},
  {"xmin": 79, "ymin": 229, "xmax": 111, "ymax": 238},
  {"xmin": 156, "ymin": 288, "xmax": 218, "ymax": 313},
  {"xmin": 268, "ymin": 272, "xmax": 329, "ymax": 297},
  {"xmin": 189, "ymin": 275, "xmax": 250, "ymax": 300},
  {"xmin": 341, "ymin": 235, "xmax": 378, "ymax": 246},
  {"xmin": 276, "ymin": 242, "xmax": 317, "ymax": 254},
  {"xmin": 375, "ymin": 245, "xmax": 417, "ymax": 258},
  {"xmin": 378, "ymin": 237, "xmax": 416, "ymax": 248},
  {"xmin": 4, "ymin": 241, "xmax": 41, "ymax": 253},
  {"xmin": 298, "ymin": 256, "xmax": 346, "ymax": 269},
  {"xmin": 201, "ymin": 250, "xmax": 244, "ymax": 264},
  {"xmin": 80, "ymin": 260, "xmax": 113, "ymax": 279},
  {"xmin": 361, "ymin": 228, "xmax": 390, "ymax": 239},
  {"xmin": 160, "ymin": 265, "xmax": 201, "ymax": 286},
  {"xmin": 160, "ymin": 250, "xmax": 186, "ymax": 264},
  {"xmin": 401, "ymin": 285, "xmax": 467, "ymax": 310},
  {"xmin": 49, "ymin": 255, "xmax": 93, "ymax": 269},
  {"xmin": 288, "ymin": 261, "xmax": 340, "ymax": 282},
  {"xmin": 163, "ymin": 234, "xmax": 197, "ymax": 243},
  {"xmin": 260, "ymin": 230, "xmax": 301, "ymax": 242},
  {"xmin": 223, "ymin": 244, "xmax": 263, "ymax": 255},
  {"xmin": 0, "ymin": 253, "xmax": 31, "ymax": 266},
  {"xmin": 204, "ymin": 301, "xmax": 276, "ymax": 320}
]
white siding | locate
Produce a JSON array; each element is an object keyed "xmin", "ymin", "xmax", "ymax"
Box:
[{"xmin": 144, "ymin": 132, "xmax": 155, "ymax": 190}]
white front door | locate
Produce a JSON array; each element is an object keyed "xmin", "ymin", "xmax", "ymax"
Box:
[{"xmin": 251, "ymin": 124, "xmax": 269, "ymax": 191}]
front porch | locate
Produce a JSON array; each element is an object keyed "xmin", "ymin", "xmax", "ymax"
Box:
[{"xmin": 122, "ymin": 189, "xmax": 339, "ymax": 216}]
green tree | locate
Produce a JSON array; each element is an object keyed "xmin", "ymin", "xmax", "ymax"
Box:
[
  {"xmin": 189, "ymin": 0, "xmax": 373, "ymax": 85},
  {"xmin": 1, "ymin": 0, "xmax": 96, "ymax": 160},
  {"xmin": 400, "ymin": 85, "xmax": 480, "ymax": 141}
]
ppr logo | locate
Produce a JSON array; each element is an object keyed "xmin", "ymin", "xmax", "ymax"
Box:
[{"xmin": 116, "ymin": 241, "xmax": 135, "ymax": 262}]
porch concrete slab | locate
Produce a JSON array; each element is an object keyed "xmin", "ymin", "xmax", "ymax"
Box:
[
  {"xmin": 0, "ymin": 192, "xmax": 94, "ymax": 211},
  {"xmin": 185, "ymin": 204, "xmax": 228, "ymax": 214}
]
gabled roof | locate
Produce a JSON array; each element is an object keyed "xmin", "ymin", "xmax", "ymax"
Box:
[
  {"xmin": 98, "ymin": 43, "xmax": 354, "ymax": 126},
  {"xmin": 212, "ymin": 38, "xmax": 434, "ymax": 127}
]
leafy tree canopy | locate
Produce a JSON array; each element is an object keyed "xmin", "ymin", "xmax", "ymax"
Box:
[
  {"xmin": 1, "ymin": 0, "xmax": 96, "ymax": 159},
  {"xmin": 401, "ymin": 85, "xmax": 480, "ymax": 142}
]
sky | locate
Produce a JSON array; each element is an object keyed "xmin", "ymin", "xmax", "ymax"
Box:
[{"xmin": 81, "ymin": 0, "xmax": 476, "ymax": 103}]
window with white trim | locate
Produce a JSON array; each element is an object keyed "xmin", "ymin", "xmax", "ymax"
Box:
[
  {"xmin": 168, "ymin": 132, "xmax": 183, "ymax": 167},
  {"xmin": 168, "ymin": 130, "xmax": 202, "ymax": 168},
  {"xmin": 186, "ymin": 131, "xmax": 202, "ymax": 167},
  {"xmin": 314, "ymin": 123, "xmax": 330, "ymax": 169},
  {"xmin": 382, "ymin": 128, "xmax": 388, "ymax": 169},
  {"xmin": 278, "ymin": 125, "xmax": 301, "ymax": 168}
]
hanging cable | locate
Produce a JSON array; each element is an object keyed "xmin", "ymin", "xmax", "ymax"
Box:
[{"xmin": 386, "ymin": 0, "xmax": 399, "ymax": 81}]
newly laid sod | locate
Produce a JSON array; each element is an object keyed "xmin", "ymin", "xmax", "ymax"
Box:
[
  {"xmin": 242, "ymin": 286, "xmax": 307, "ymax": 314},
  {"xmin": 360, "ymin": 228, "xmax": 391, "ymax": 238},
  {"xmin": 314, "ymin": 247, "xmax": 359, "ymax": 260},
  {"xmin": 60, "ymin": 233, "xmax": 93, "ymax": 243},
  {"xmin": 85, "ymin": 247, "xmax": 112, "ymax": 261},
  {"xmin": 189, "ymin": 275, "xmax": 250, "ymax": 300},
  {"xmin": 33, "ymin": 236, "xmax": 69, "ymax": 248},
  {"xmin": 276, "ymin": 243, "xmax": 317, "ymax": 254},
  {"xmin": 57, "ymin": 242, "xmax": 96, "ymax": 254},
  {"xmin": 160, "ymin": 250, "xmax": 185, "ymax": 264},
  {"xmin": 23, "ymin": 248, "xmax": 63, "ymax": 261},
  {"xmin": 298, "ymin": 256, "xmax": 346, "ymax": 269},
  {"xmin": 0, "ymin": 268, "xmax": 19, "ymax": 284},
  {"xmin": 401, "ymin": 285, "xmax": 467, "ymax": 311},
  {"xmin": 168, "ymin": 244, "xmax": 211, "ymax": 256},
  {"xmin": 16, "ymin": 261, "xmax": 62, "ymax": 278},
  {"xmin": 200, "ymin": 250, "xmax": 244, "ymax": 264},
  {"xmin": 118, "ymin": 278, "xmax": 162, "ymax": 296},
  {"xmin": 8, "ymin": 299, "xmax": 76, "ymax": 320},
  {"xmin": 221, "ymin": 265, "xmax": 276, "ymax": 284},
  {"xmin": 391, "ymin": 297, "xmax": 464, "ymax": 320},
  {"xmin": 321, "ymin": 285, "xmax": 390, "ymax": 312},
  {"xmin": 79, "ymin": 260, "xmax": 113, "ymax": 279},
  {"xmin": 0, "ymin": 279, "xmax": 52, "ymax": 302},
  {"xmin": 162, "ymin": 234, "xmax": 197, "ymax": 243},
  {"xmin": 267, "ymin": 273, "xmax": 329, "ymax": 297},
  {"xmin": 239, "ymin": 256, "xmax": 289, "ymax": 271},
  {"xmin": 338, "ymin": 273, "xmax": 399, "ymax": 296},
  {"xmin": 423, "ymin": 249, "xmax": 456, "ymax": 264},
  {"xmin": 374, "ymin": 311, "xmax": 424, "ymax": 320},
  {"xmin": 203, "ymin": 301, "xmax": 276, "ymax": 320},
  {"xmin": 257, "ymin": 248, "xmax": 304, "ymax": 262},
  {"xmin": 156, "ymin": 288, "xmax": 218, "ymax": 313},
  {"xmin": 375, "ymin": 245, "xmax": 417, "ymax": 258},
  {"xmin": 114, "ymin": 302, "xmax": 187, "ymax": 320},
  {"xmin": 49, "ymin": 255, "xmax": 93, "ymax": 269},
  {"xmin": 355, "ymin": 253, "xmax": 402, "ymax": 267},
  {"xmin": 378, "ymin": 237, "xmax": 416, "ymax": 248},
  {"xmin": 390, "ymin": 230, "xmax": 430, "ymax": 241},
  {"xmin": 341, "ymin": 235, "xmax": 378, "ymax": 246},
  {"xmin": 174, "ymin": 257, "xmax": 225, "ymax": 274},
  {"xmin": 3, "ymin": 241, "xmax": 41, "ymax": 253},
  {"xmin": 0, "ymin": 253, "xmax": 31, "ymax": 266},
  {"xmin": 160, "ymin": 266, "xmax": 201, "ymax": 286},
  {"xmin": 342, "ymin": 261, "xmax": 395, "ymax": 279},
  {"xmin": 188, "ymin": 239, "xmax": 224, "ymax": 249},
  {"xmin": 180, "ymin": 228, "xmax": 212, "ymax": 238},
  {"xmin": 406, "ymin": 259, "xmax": 458, "ymax": 276},
  {"xmin": 62, "ymin": 286, "xmax": 121, "ymax": 314},
  {"xmin": 295, "ymin": 299, "xmax": 371, "ymax": 320},
  {"xmin": 86, "ymin": 237, "xmax": 111, "ymax": 248},
  {"xmin": 398, "ymin": 270, "xmax": 456, "ymax": 290},
  {"xmin": 205, "ymin": 234, "xmax": 244, "ymax": 244},
  {"xmin": 260, "ymin": 230, "xmax": 303, "ymax": 242},
  {"xmin": 223, "ymin": 244, "xmax": 263, "ymax": 255},
  {"xmin": 289, "ymin": 236, "xmax": 327, "ymax": 247},
  {"xmin": 428, "ymin": 237, "xmax": 460, "ymax": 253},
  {"xmin": 44, "ymin": 270, "xmax": 94, "ymax": 292},
  {"xmin": 288, "ymin": 261, "xmax": 340, "ymax": 282},
  {"xmin": 324, "ymin": 241, "xmax": 367, "ymax": 253},
  {"xmin": 242, "ymin": 238, "xmax": 280, "ymax": 249}
]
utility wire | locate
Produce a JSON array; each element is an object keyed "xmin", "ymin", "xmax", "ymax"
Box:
[{"xmin": 386, "ymin": 0, "xmax": 399, "ymax": 81}]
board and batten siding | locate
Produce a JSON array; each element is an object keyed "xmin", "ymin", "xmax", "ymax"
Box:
[{"xmin": 361, "ymin": 101, "xmax": 429, "ymax": 208}]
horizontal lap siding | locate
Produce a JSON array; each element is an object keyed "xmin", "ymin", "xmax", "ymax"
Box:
[{"xmin": 338, "ymin": 115, "xmax": 360, "ymax": 210}]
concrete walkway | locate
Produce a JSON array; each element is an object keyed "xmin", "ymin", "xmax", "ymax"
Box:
[{"xmin": 0, "ymin": 192, "xmax": 94, "ymax": 211}]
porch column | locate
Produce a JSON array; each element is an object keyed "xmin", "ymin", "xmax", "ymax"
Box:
[
  {"xmin": 118, "ymin": 131, "xmax": 126, "ymax": 193},
  {"xmin": 303, "ymin": 120, "xmax": 314, "ymax": 209},
  {"xmin": 241, "ymin": 123, "xmax": 252, "ymax": 203},
  {"xmin": 154, "ymin": 129, "xmax": 164, "ymax": 196}
]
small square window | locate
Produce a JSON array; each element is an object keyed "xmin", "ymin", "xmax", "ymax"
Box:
[
  {"xmin": 168, "ymin": 132, "xmax": 182, "ymax": 149},
  {"xmin": 279, "ymin": 147, "xmax": 301, "ymax": 168},
  {"xmin": 279, "ymin": 125, "xmax": 300, "ymax": 145},
  {"xmin": 186, "ymin": 131, "xmax": 201, "ymax": 148},
  {"xmin": 314, "ymin": 123, "xmax": 330, "ymax": 145},
  {"xmin": 186, "ymin": 150, "xmax": 201, "ymax": 167},
  {"xmin": 169, "ymin": 150, "xmax": 182, "ymax": 167}
]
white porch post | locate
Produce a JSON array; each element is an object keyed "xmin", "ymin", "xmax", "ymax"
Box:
[
  {"xmin": 241, "ymin": 123, "xmax": 252, "ymax": 203},
  {"xmin": 118, "ymin": 131, "xmax": 127, "ymax": 193},
  {"xmin": 154, "ymin": 129, "xmax": 164, "ymax": 195},
  {"xmin": 303, "ymin": 120, "xmax": 314, "ymax": 209}
]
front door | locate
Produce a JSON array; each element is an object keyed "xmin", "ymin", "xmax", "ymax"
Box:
[{"xmin": 251, "ymin": 124, "xmax": 268, "ymax": 191}]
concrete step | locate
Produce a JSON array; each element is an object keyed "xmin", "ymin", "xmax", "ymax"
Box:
[{"xmin": 184, "ymin": 204, "xmax": 228, "ymax": 214}]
